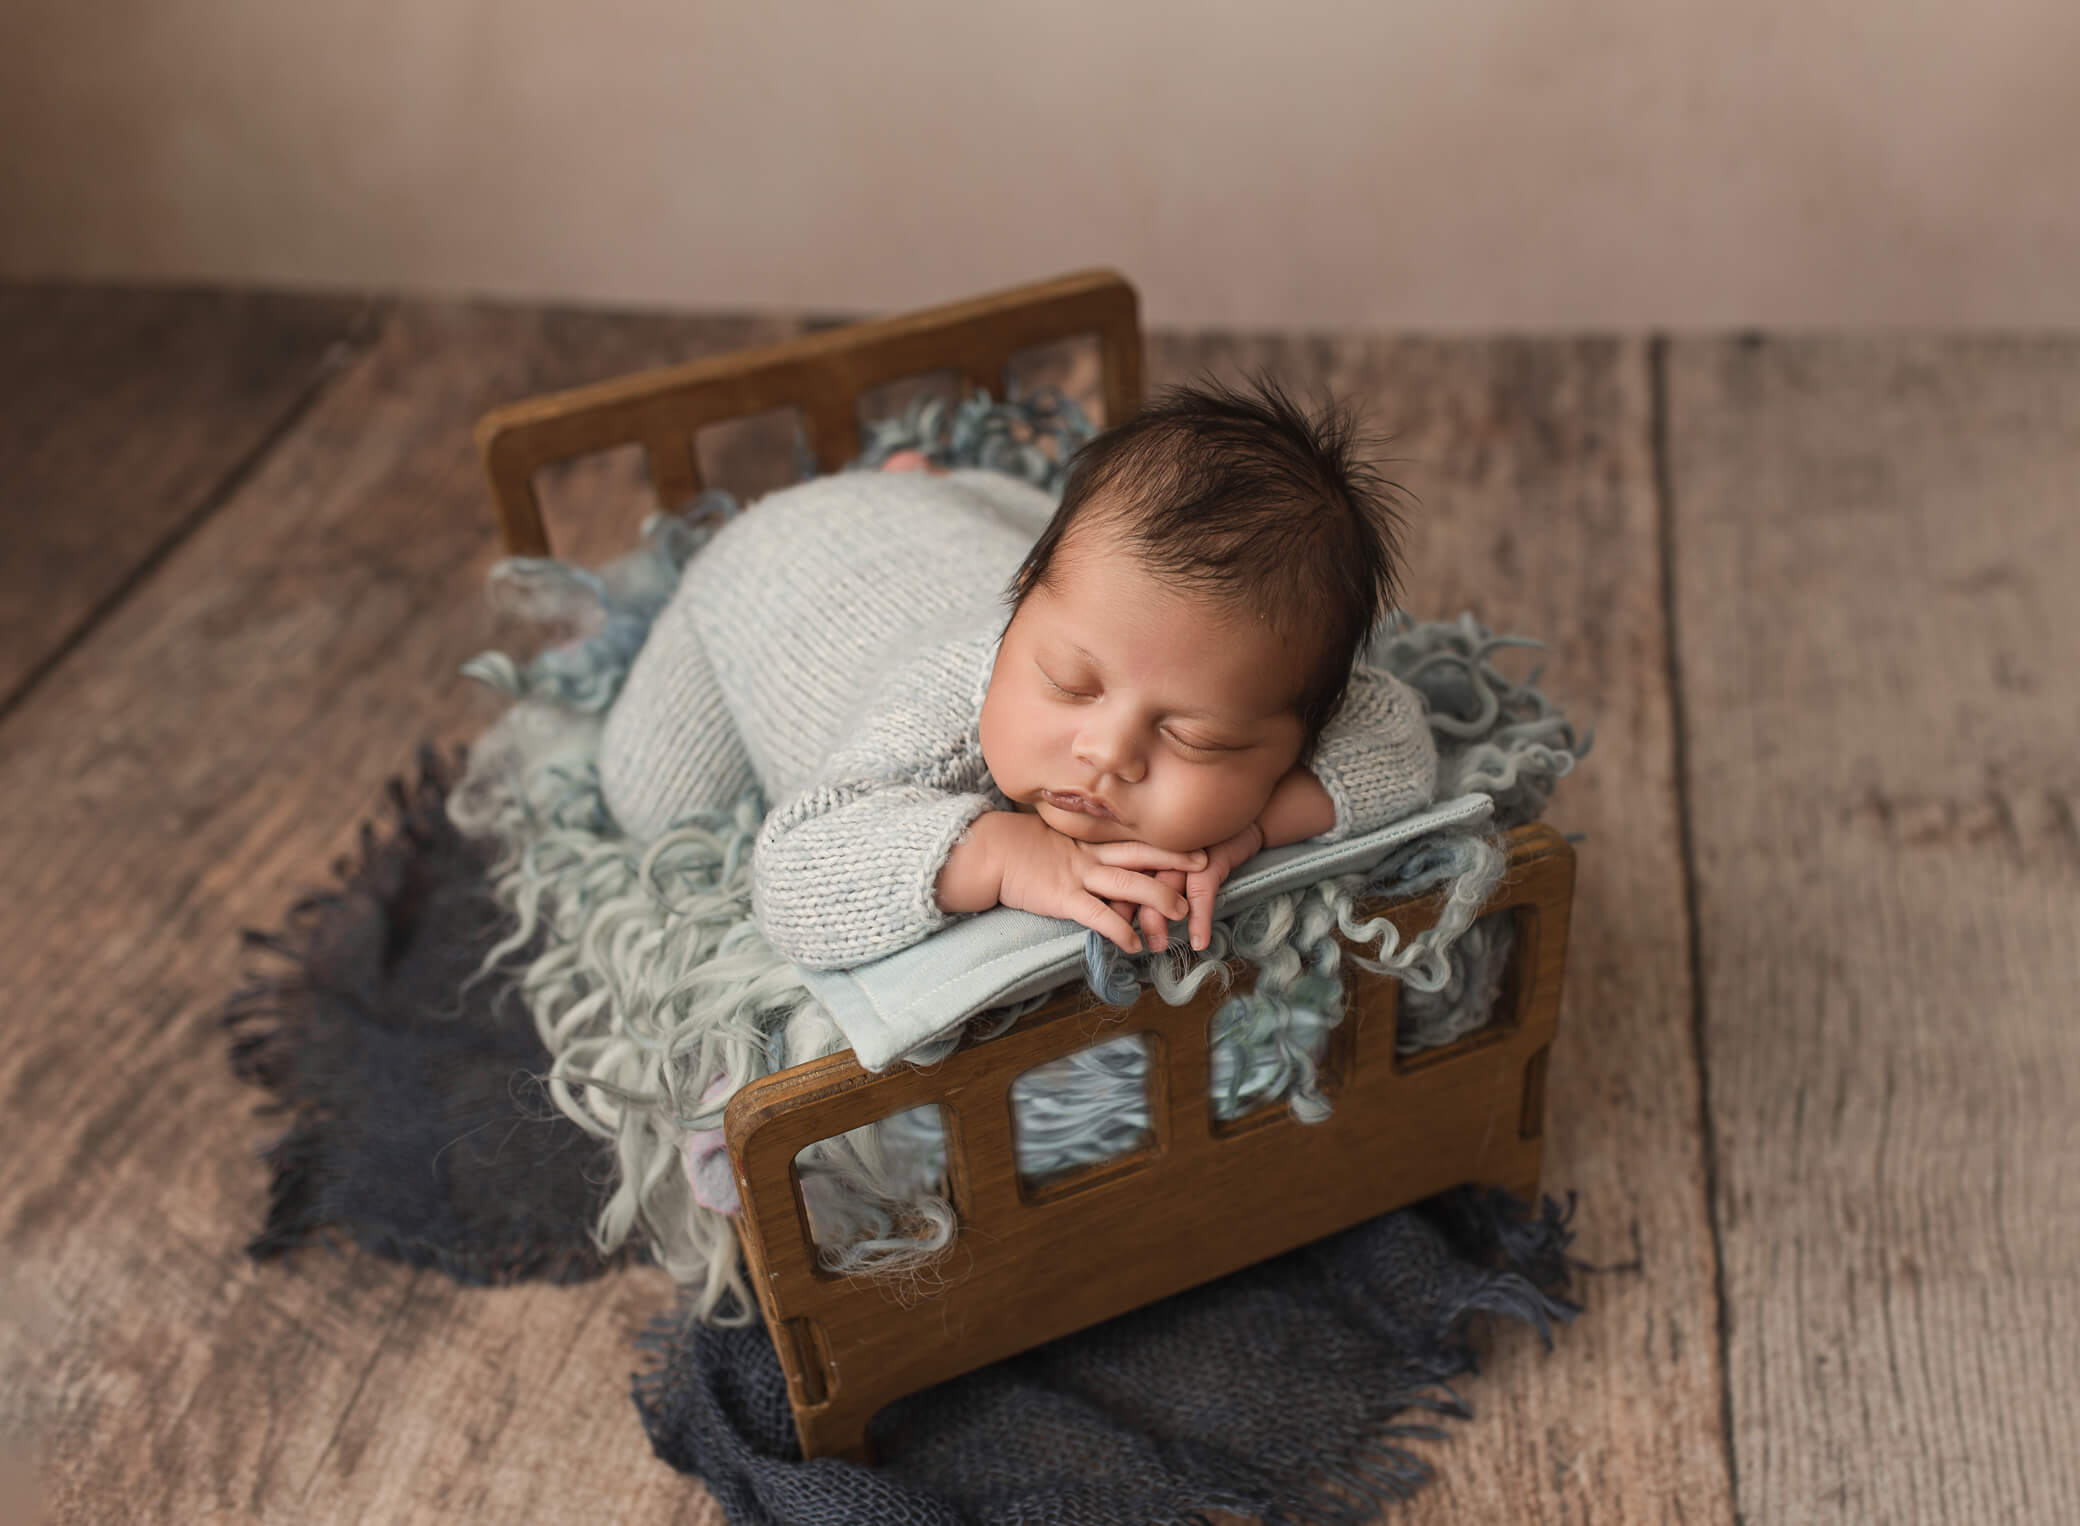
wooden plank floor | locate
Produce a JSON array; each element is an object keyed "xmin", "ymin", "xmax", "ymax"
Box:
[
  {"xmin": 0, "ymin": 285, "xmax": 375, "ymax": 711},
  {"xmin": 1666, "ymin": 337, "xmax": 2080, "ymax": 1523},
  {"xmin": 1, "ymin": 287, "xmax": 2073, "ymax": 1524}
]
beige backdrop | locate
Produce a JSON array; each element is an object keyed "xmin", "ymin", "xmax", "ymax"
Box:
[{"xmin": 3, "ymin": 0, "xmax": 2077, "ymax": 329}]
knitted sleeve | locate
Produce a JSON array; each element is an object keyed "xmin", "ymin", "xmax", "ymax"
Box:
[
  {"xmin": 752, "ymin": 638, "xmax": 1002, "ymax": 970},
  {"xmin": 1306, "ymin": 665, "xmax": 1439, "ymax": 841}
]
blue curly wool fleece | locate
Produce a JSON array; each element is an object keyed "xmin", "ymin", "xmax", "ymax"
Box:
[{"xmin": 596, "ymin": 468, "xmax": 1440, "ymax": 970}]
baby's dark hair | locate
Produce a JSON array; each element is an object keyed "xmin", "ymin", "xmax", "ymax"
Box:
[{"xmin": 1008, "ymin": 374, "xmax": 1409, "ymax": 751}]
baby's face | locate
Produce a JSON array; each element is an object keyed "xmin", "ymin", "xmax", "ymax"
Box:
[{"xmin": 980, "ymin": 527, "xmax": 1310, "ymax": 853}]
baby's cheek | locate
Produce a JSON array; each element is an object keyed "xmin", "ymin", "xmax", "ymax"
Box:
[
  {"xmin": 977, "ymin": 691, "xmax": 1023, "ymax": 788},
  {"xmin": 1149, "ymin": 767, "xmax": 1255, "ymax": 849},
  {"xmin": 981, "ymin": 695, "xmax": 1057, "ymax": 799},
  {"xmin": 1214, "ymin": 765, "xmax": 1283, "ymax": 841}
]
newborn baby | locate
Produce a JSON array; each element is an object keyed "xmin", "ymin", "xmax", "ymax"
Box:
[{"xmin": 598, "ymin": 378, "xmax": 1436, "ymax": 969}]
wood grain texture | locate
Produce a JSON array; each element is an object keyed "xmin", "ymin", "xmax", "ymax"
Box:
[
  {"xmin": 0, "ymin": 298, "xmax": 808, "ymax": 1525},
  {"xmin": 1141, "ymin": 334, "xmax": 1734, "ymax": 1523},
  {"xmin": 0, "ymin": 283, "xmax": 375, "ymax": 708},
  {"xmin": 1667, "ymin": 337, "xmax": 2080, "ymax": 1523}
]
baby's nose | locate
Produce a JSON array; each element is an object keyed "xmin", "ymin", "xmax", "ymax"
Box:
[{"xmin": 1076, "ymin": 728, "xmax": 1145, "ymax": 783}]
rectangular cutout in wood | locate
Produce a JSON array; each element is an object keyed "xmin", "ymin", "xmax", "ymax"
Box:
[
  {"xmin": 1010, "ymin": 1032, "xmax": 1155, "ymax": 1197},
  {"xmin": 790, "ymin": 1103, "xmax": 953, "ymax": 1276},
  {"xmin": 1005, "ymin": 333, "xmax": 1107, "ymax": 427},
  {"xmin": 527, "ymin": 442, "xmax": 659, "ymax": 570},
  {"xmin": 694, "ymin": 405, "xmax": 814, "ymax": 506}
]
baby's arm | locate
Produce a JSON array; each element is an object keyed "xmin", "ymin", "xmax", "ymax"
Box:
[
  {"xmin": 1303, "ymin": 665, "xmax": 1438, "ymax": 838},
  {"xmin": 753, "ymin": 639, "xmax": 1197, "ymax": 967},
  {"xmin": 936, "ymin": 811, "xmax": 1200, "ymax": 955},
  {"xmin": 750, "ymin": 639, "xmax": 1000, "ymax": 967},
  {"xmin": 756, "ymin": 776, "xmax": 996, "ymax": 969},
  {"xmin": 1255, "ymin": 765, "xmax": 1338, "ymax": 847},
  {"xmin": 761, "ymin": 793, "xmax": 1198, "ymax": 966}
]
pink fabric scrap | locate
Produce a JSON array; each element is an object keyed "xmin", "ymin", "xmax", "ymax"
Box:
[{"xmin": 680, "ymin": 1073, "xmax": 740, "ymax": 1215}]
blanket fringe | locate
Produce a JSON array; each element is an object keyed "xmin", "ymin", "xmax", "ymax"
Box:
[{"xmin": 220, "ymin": 744, "xmax": 631, "ymax": 1287}]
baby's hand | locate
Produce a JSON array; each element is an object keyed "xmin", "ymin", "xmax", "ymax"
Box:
[
  {"xmin": 1143, "ymin": 767, "xmax": 1332, "ymax": 951},
  {"xmin": 1181, "ymin": 822, "xmax": 1267, "ymax": 952},
  {"xmin": 959, "ymin": 812, "xmax": 1205, "ymax": 955},
  {"xmin": 1118, "ymin": 821, "xmax": 1268, "ymax": 953}
]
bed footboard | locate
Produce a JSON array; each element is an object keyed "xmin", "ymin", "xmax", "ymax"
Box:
[{"xmin": 726, "ymin": 821, "xmax": 1576, "ymax": 1461}]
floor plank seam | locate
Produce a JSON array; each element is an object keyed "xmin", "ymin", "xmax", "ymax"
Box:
[
  {"xmin": 1652, "ymin": 332, "xmax": 1744, "ymax": 1524},
  {"xmin": 296, "ymin": 1267, "xmax": 426, "ymax": 1508},
  {"xmin": 0, "ymin": 297, "xmax": 392, "ymax": 727}
]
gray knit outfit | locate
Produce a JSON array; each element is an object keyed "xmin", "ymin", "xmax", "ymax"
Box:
[{"xmin": 599, "ymin": 470, "xmax": 1438, "ymax": 970}]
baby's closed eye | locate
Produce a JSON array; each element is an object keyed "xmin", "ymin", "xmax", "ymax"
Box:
[
  {"xmin": 1043, "ymin": 673, "xmax": 1095, "ymax": 701},
  {"xmin": 1161, "ymin": 728, "xmax": 1249, "ymax": 756}
]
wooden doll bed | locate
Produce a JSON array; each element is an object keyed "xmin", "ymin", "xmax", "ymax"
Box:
[{"xmin": 474, "ymin": 269, "xmax": 1577, "ymax": 1462}]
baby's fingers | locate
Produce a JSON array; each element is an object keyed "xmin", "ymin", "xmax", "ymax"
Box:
[
  {"xmin": 1144, "ymin": 868, "xmax": 1187, "ymax": 950},
  {"xmin": 1103, "ymin": 895, "xmax": 1164, "ymax": 951},
  {"xmin": 1098, "ymin": 889, "xmax": 1164, "ymax": 952},
  {"xmin": 1089, "ymin": 841, "xmax": 1208, "ymax": 875},
  {"xmin": 1084, "ymin": 865, "xmax": 1190, "ymax": 923},
  {"xmin": 1186, "ymin": 869, "xmax": 1228, "ymax": 952},
  {"xmin": 1138, "ymin": 900, "xmax": 1170, "ymax": 951},
  {"xmin": 1074, "ymin": 895, "xmax": 1145, "ymax": 956}
]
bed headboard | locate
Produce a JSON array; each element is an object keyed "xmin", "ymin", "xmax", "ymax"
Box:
[{"xmin": 474, "ymin": 268, "xmax": 1144, "ymax": 556}]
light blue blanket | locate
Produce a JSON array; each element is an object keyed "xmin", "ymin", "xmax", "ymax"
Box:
[{"xmin": 805, "ymin": 792, "xmax": 1496, "ymax": 1071}]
